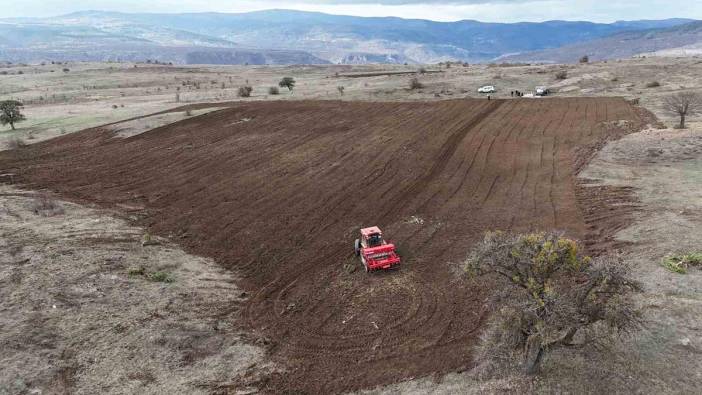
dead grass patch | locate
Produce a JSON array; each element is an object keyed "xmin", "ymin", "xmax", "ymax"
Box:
[{"xmin": 31, "ymin": 194, "xmax": 64, "ymax": 217}]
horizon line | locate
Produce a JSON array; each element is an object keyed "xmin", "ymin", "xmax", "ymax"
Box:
[{"xmin": 3, "ymin": 8, "xmax": 697, "ymax": 25}]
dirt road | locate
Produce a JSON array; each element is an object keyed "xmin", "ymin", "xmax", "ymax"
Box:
[{"xmin": 0, "ymin": 98, "xmax": 646, "ymax": 393}]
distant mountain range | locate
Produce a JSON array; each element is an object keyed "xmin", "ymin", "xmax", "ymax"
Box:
[
  {"xmin": 0, "ymin": 10, "xmax": 698, "ymax": 65},
  {"xmin": 502, "ymin": 20, "xmax": 702, "ymax": 63}
]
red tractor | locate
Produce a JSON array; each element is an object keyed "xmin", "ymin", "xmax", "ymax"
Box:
[{"xmin": 354, "ymin": 226, "xmax": 401, "ymax": 272}]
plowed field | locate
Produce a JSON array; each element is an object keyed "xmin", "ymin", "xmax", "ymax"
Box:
[{"xmin": 0, "ymin": 98, "xmax": 646, "ymax": 393}]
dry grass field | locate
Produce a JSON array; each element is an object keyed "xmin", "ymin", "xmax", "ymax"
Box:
[
  {"xmin": 1, "ymin": 57, "xmax": 701, "ymax": 394},
  {"xmin": 1, "ymin": 57, "xmax": 701, "ymax": 148}
]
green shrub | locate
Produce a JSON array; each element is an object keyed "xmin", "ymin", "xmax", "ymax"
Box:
[
  {"xmin": 238, "ymin": 86, "xmax": 253, "ymax": 97},
  {"xmin": 149, "ymin": 271, "xmax": 174, "ymax": 283},
  {"xmin": 466, "ymin": 231, "xmax": 642, "ymax": 375},
  {"xmin": 661, "ymin": 253, "xmax": 702, "ymax": 274},
  {"xmin": 128, "ymin": 266, "xmax": 146, "ymax": 276},
  {"xmin": 0, "ymin": 100, "xmax": 27, "ymax": 130},
  {"xmin": 268, "ymin": 86, "xmax": 280, "ymax": 95},
  {"xmin": 127, "ymin": 266, "xmax": 174, "ymax": 283},
  {"xmin": 278, "ymin": 77, "xmax": 296, "ymax": 91}
]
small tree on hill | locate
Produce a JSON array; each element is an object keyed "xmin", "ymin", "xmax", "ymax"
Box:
[
  {"xmin": 279, "ymin": 77, "xmax": 296, "ymax": 92},
  {"xmin": 664, "ymin": 91, "xmax": 702, "ymax": 129},
  {"xmin": 579, "ymin": 55, "xmax": 590, "ymax": 63},
  {"xmin": 0, "ymin": 100, "xmax": 26, "ymax": 130},
  {"xmin": 465, "ymin": 231, "xmax": 642, "ymax": 376}
]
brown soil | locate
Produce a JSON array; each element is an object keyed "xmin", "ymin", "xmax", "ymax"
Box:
[{"xmin": 0, "ymin": 97, "xmax": 646, "ymax": 393}]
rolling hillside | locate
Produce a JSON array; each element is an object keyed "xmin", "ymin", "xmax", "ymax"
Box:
[
  {"xmin": 501, "ymin": 21, "xmax": 702, "ymax": 63},
  {"xmin": 0, "ymin": 10, "xmax": 696, "ymax": 64},
  {"xmin": 0, "ymin": 22, "xmax": 327, "ymax": 65}
]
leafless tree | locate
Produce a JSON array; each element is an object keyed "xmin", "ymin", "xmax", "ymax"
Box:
[
  {"xmin": 664, "ymin": 91, "xmax": 702, "ymax": 129},
  {"xmin": 465, "ymin": 231, "xmax": 643, "ymax": 376},
  {"xmin": 409, "ymin": 77, "xmax": 423, "ymax": 90}
]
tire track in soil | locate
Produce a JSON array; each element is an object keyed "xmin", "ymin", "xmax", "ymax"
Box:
[
  {"xmin": 416, "ymin": 100, "xmax": 514, "ymax": 214},
  {"xmin": 382, "ymin": 100, "xmax": 503, "ymax": 221},
  {"xmin": 0, "ymin": 98, "xmax": 648, "ymax": 394}
]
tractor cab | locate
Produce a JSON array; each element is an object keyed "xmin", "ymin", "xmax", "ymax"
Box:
[{"xmin": 363, "ymin": 227, "xmax": 385, "ymax": 248}]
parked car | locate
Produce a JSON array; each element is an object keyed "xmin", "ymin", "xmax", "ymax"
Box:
[
  {"xmin": 535, "ymin": 86, "xmax": 551, "ymax": 96},
  {"xmin": 478, "ymin": 85, "xmax": 496, "ymax": 93}
]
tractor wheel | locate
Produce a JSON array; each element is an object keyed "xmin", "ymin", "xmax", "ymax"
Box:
[
  {"xmin": 354, "ymin": 239, "xmax": 361, "ymax": 256},
  {"xmin": 360, "ymin": 255, "xmax": 369, "ymax": 273}
]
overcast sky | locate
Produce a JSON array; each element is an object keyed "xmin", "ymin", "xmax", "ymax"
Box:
[{"xmin": 7, "ymin": 0, "xmax": 702, "ymax": 23}]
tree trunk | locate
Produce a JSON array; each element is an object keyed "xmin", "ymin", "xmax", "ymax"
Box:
[
  {"xmin": 680, "ymin": 114, "xmax": 686, "ymax": 129},
  {"xmin": 10, "ymin": 121, "xmax": 14, "ymax": 130},
  {"xmin": 524, "ymin": 334, "xmax": 544, "ymax": 375}
]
